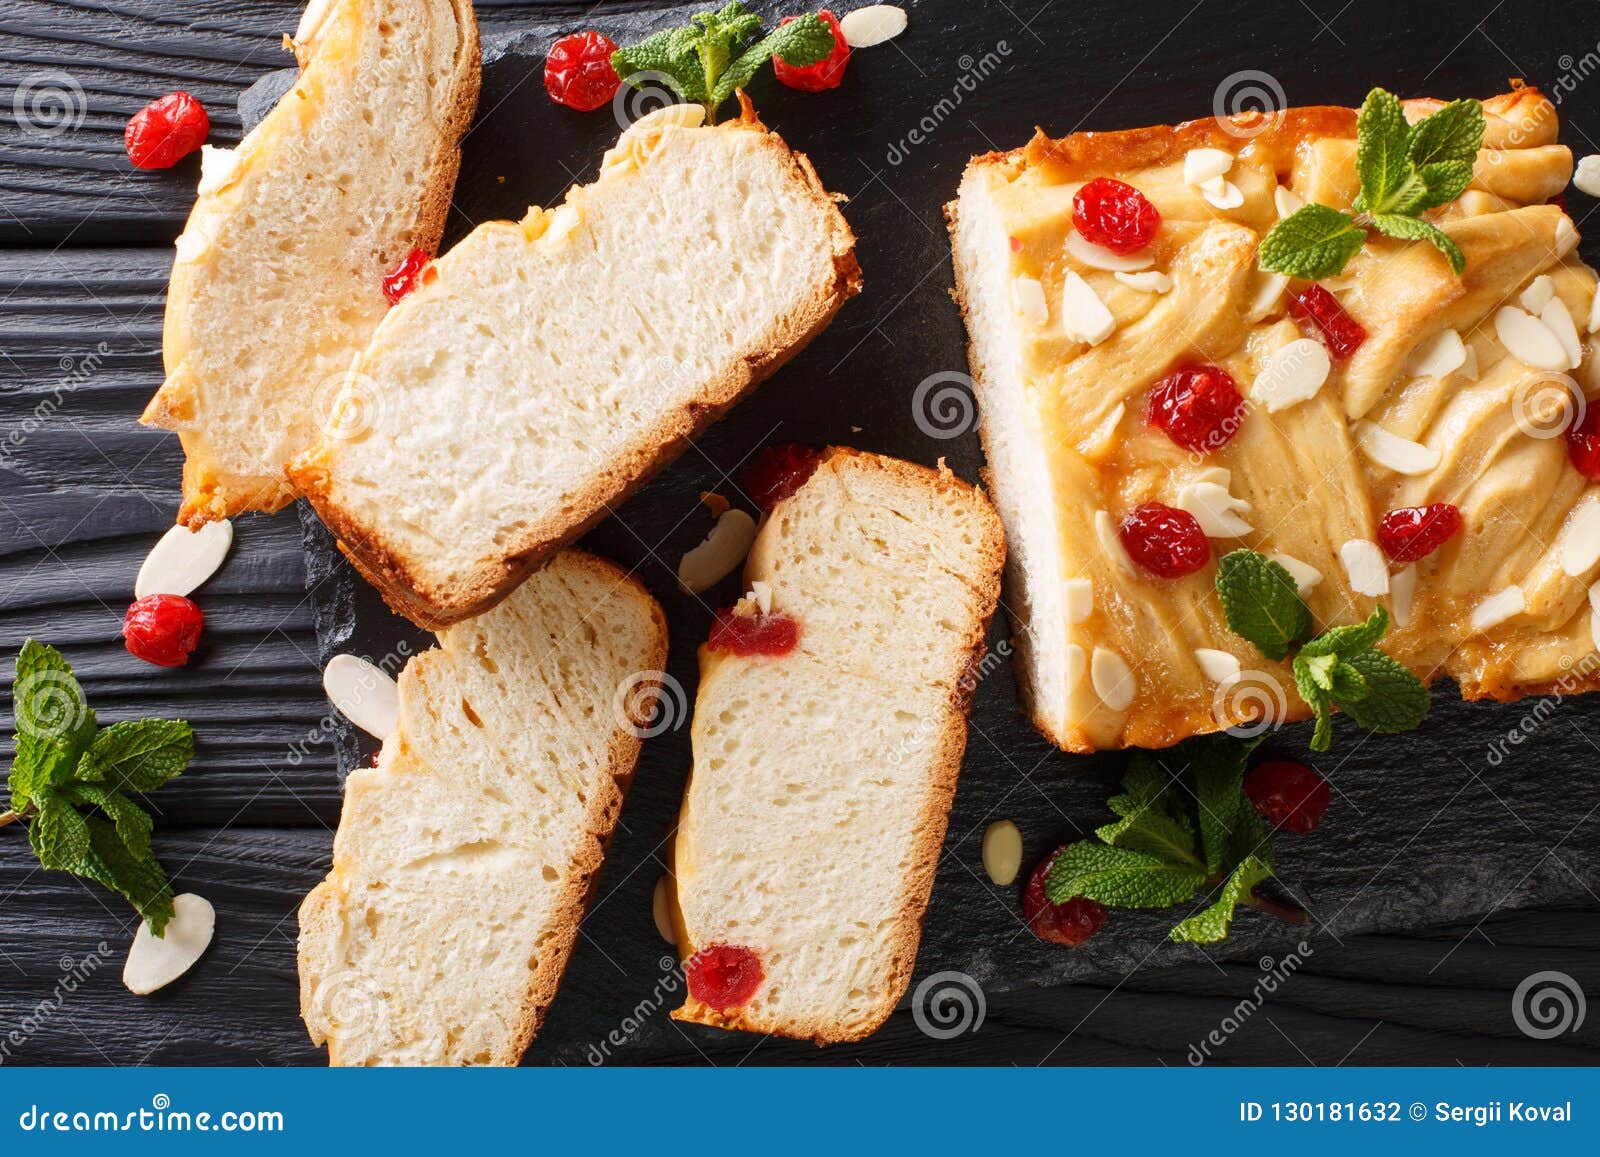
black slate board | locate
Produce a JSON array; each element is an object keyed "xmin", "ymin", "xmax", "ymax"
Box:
[
  {"xmin": 284, "ymin": 1, "xmax": 1600, "ymax": 1057},
  {"xmin": 0, "ymin": 0, "xmax": 1596, "ymax": 1067}
]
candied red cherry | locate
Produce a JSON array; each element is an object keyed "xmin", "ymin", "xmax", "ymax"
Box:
[
  {"xmin": 544, "ymin": 31, "xmax": 621, "ymax": 111},
  {"xmin": 125, "ymin": 91, "xmax": 209, "ymax": 170},
  {"xmin": 1567, "ymin": 407, "xmax": 1600, "ymax": 481},
  {"xmin": 1377, "ymin": 503, "xmax": 1462, "ymax": 562},
  {"xmin": 686, "ymin": 943, "xmax": 764, "ymax": 1010},
  {"xmin": 381, "ymin": 248, "xmax": 431, "ymax": 304},
  {"xmin": 1146, "ymin": 365, "xmax": 1247, "ymax": 453},
  {"xmin": 1073, "ymin": 177, "xmax": 1161, "ymax": 255},
  {"xmin": 742, "ymin": 443, "xmax": 822, "ymax": 512},
  {"xmin": 1244, "ymin": 759, "xmax": 1330, "ymax": 834},
  {"xmin": 772, "ymin": 11, "xmax": 850, "ymax": 92},
  {"xmin": 1119, "ymin": 503, "xmax": 1210, "ymax": 578},
  {"xmin": 122, "ymin": 594, "xmax": 204, "ymax": 668},
  {"xmin": 707, "ymin": 609, "xmax": 800, "ymax": 656},
  {"xmin": 1289, "ymin": 284, "xmax": 1367, "ymax": 360},
  {"xmin": 1023, "ymin": 847, "xmax": 1106, "ymax": 946}
]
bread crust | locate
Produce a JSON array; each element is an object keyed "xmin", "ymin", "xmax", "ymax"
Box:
[
  {"xmin": 945, "ymin": 86, "xmax": 1597, "ymax": 754},
  {"xmin": 298, "ymin": 548, "xmax": 668, "ymax": 1066},
  {"xmin": 148, "ymin": 0, "xmax": 481, "ymax": 526},
  {"xmin": 293, "ymin": 121, "xmax": 862, "ymax": 630},
  {"xmin": 669, "ymin": 448, "xmax": 1006, "ymax": 1044}
]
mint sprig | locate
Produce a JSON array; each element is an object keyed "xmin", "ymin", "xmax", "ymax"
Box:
[
  {"xmin": 1046, "ymin": 736, "xmax": 1308, "ymax": 944},
  {"xmin": 3, "ymin": 641, "xmax": 192, "ymax": 935},
  {"xmin": 1259, "ymin": 87, "xmax": 1484, "ymax": 279},
  {"xmin": 1215, "ymin": 550, "xmax": 1431, "ymax": 752},
  {"xmin": 611, "ymin": 2, "xmax": 835, "ymax": 122}
]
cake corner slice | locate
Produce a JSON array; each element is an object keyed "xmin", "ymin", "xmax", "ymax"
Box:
[
  {"xmin": 297, "ymin": 548, "xmax": 667, "ymax": 1066},
  {"xmin": 668, "ymin": 447, "xmax": 1005, "ymax": 1043},
  {"xmin": 144, "ymin": 0, "xmax": 480, "ymax": 526},
  {"xmin": 290, "ymin": 106, "xmax": 861, "ymax": 630}
]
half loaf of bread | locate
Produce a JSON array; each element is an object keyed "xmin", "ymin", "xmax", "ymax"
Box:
[
  {"xmin": 144, "ymin": 0, "xmax": 480, "ymax": 523},
  {"xmin": 669, "ymin": 448, "xmax": 1005, "ymax": 1043},
  {"xmin": 298, "ymin": 549, "xmax": 667, "ymax": 1065},
  {"xmin": 291, "ymin": 101, "xmax": 861, "ymax": 629}
]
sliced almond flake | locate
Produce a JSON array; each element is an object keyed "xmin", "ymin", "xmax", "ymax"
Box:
[
  {"xmin": 1589, "ymin": 579, "xmax": 1600, "ymax": 614},
  {"xmin": 1340, "ymin": 538, "xmax": 1389, "ymax": 596},
  {"xmin": 1590, "ymin": 580, "xmax": 1600, "ymax": 652},
  {"xmin": 838, "ymin": 4, "xmax": 908, "ymax": 47},
  {"xmin": 1470, "ymin": 585, "xmax": 1525, "ymax": 632},
  {"xmin": 1273, "ymin": 186, "xmax": 1304, "ymax": 219},
  {"xmin": 1066, "ymin": 229, "xmax": 1153, "ymax": 272},
  {"xmin": 1065, "ymin": 643, "xmax": 1087, "ymax": 693},
  {"xmin": 1251, "ymin": 337, "xmax": 1330, "ymax": 412},
  {"xmin": 1542, "ymin": 297, "xmax": 1584, "ymax": 369},
  {"xmin": 1200, "ymin": 176, "xmax": 1245, "ymax": 210},
  {"xmin": 1246, "ymin": 271, "xmax": 1290, "ymax": 320},
  {"xmin": 1589, "ymin": 286, "xmax": 1600, "ymax": 335},
  {"xmin": 1520, "ymin": 275, "xmax": 1556, "ymax": 314},
  {"xmin": 135, "ymin": 519, "xmax": 233, "ymax": 599},
  {"xmin": 1575, "ymin": 154, "xmax": 1600, "ymax": 197},
  {"xmin": 748, "ymin": 579, "xmax": 774, "ymax": 615},
  {"xmin": 1076, "ymin": 401, "xmax": 1125, "ymax": 456},
  {"xmin": 124, "ymin": 893, "xmax": 214, "ymax": 995},
  {"xmin": 1557, "ymin": 216, "xmax": 1580, "ymax": 257},
  {"xmin": 678, "ymin": 508, "xmax": 758, "ymax": 594},
  {"xmin": 1064, "ymin": 578, "xmax": 1094, "ymax": 624},
  {"xmin": 1389, "ymin": 564, "xmax": 1417, "ymax": 628},
  {"xmin": 1011, "ymin": 276, "xmax": 1048, "ymax": 326},
  {"xmin": 196, "ymin": 145, "xmax": 240, "ymax": 197},
  {"xmin": 1268, "ymin": 551, "xmax": 1323, "ymax": 596},
  {"xmin": 1406, "ymin": 328, "xmax": 1467, "ymax": 379},
  {"xmin": 1183, "ymin": 147, "xmax": 1235, "ymax": 186},
  {"xmin": 1177, "ymin": 480, "xmax": 1253, "ymax": 537},
  {"xmin": 1561, "ymin": 502, "xmax": 1600, "ymax": 577},
  {"xmin": 1060, "ymin": 271, "xmax": 1116, "ymax": 344},
  {"xmin": 1495, "ymin": 306, "xmax": 1570, "ymax": 371},
  {"xmin": 1094, "ymin": 509, "xmax": 1135, "ymax": 575},
  {"xmin": 1113, "ymin": 270, "xmax": 1172, "ymax": 293},
  {"xmin": 1354, "ymin": 421, "xmax": 1441, "ymax": 476},
  {"xmin": 323, "ymin": 654, "xmax": 400, "ymax": 738},
  {"xmin": 1460, "ymin": 343, "xmax": 1480, "ymax": 381},
  {"xmin": 1193, "ymin": 648, "xmax": 1241, "ymax": 685},
  {"xmin": 1090, "ymin": 646, "xmax": 1136, "ymax": 711}
]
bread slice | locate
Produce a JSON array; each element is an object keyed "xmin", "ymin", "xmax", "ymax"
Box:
[
  {"xmin": 948, "ymin": 87, "xmax": 1598, "ymax": 752},
  {"xmin": 297, "ymin": 549, "xmax": 667, "ymax": 1066},
  {"xmin": 290, "ymin": 101, "xmax": 861, "ymax": 630},
  {"xmin": 668, "ymin": 448, "xmax": 1005, "ymax": 1043},
  {"xmin": 144, "ymin": 0, "xmax": 480, "ymax": 524}
]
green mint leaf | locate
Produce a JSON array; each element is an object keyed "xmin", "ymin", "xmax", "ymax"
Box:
[
  {"xmin": 1407, "ymin": 98, "xmax": 1485, "ymax": 170},
  {"xmin": 26, "ymin": 785, "xmax": 93, "ymax": 872},
  {"xmin": 1299, "ymin": 651, "xmax": 1338, "ymax": 693},
  {"xmin": 1215, "ymin": 550, "xmax": 1314, "ymax": 662},
  {"xmin": 1290, "ymin": 657, "xmax": 1335, "ymax": 752},
  {"xmin": 1331, "ymin": 649, "xmax": 1431, "ymax": 734},
  {"xmin": 1045, "ymin": 842, "xmax": 1206, "ymax": 909},
  {"xmin": 1370, "ymin": 212, "xmax": 1466, "ymax": 274},
  {"xmin": 711, "ymin": 12, "xmax": 833, "ymax": 105},
  {"xmin": 1412, "ymin": 159, "xmax": 1476, "ymax": 211},
  {"xmin": 63, "ymin": 783, "xmax": 154, "ymax": 859},
  {"xmin": 1226, "ymin": 793, "xmax": 1275, "ymax": 869},
  {"xmin": 1169, "ymin": 855, "xmax": 1274, "ymax": 944},
  {"xmin": 1301, "ymin": 605, "xmax": 1389, "ymax": 659},
  {"xmin": 75, "ymin": 719, "xmax": 193, "ymax": 793},
  {"xmin": 81, "ymin": 816, "xmax": 174, "ymax": 935},
  {"xmin": 1258, "ymin": 204, "xmax": 1368, "ymax": 280},
  {"xmin": 1354, "ymin": 88, "xmax": 1414, "ymax": 213},
  {"xmin": 1327, "ymin": 660, "xmax": 1370, "ymax": 703},
  {"xmin": 1120, "ymin": 749, "xmax": 1178, "ymax": 810},
  {"xmin": 612, "ymin": 25, "xmax": 710, "ymax": 103},
  {"xmin": 1184, "ymin": 734, "xmax": 1263, "ymax": 876},
  {"xmin": 9, "ymin": 641, "xmax": 97, "ymax": 810},
  {"xmin": 1096, "ymin": 803, "xmax": 1201, "ymax": 866}
]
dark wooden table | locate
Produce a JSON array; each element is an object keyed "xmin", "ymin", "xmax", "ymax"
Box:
[{"xmin": 1, "ymin": 0, "xmax": 1596, "ymax": 1066}]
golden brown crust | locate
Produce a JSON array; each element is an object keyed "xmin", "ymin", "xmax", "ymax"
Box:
[
  {"xmin": 669, "ymin": 448, "xmax": 1007, "ymax": 1044},
  {"xmin": 296, "ymin": 125, "xmax": 862, "ymax": 631},
  {"xmin": 151, "ymin": 0, "xmax": 481, "ymax": 526}
]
